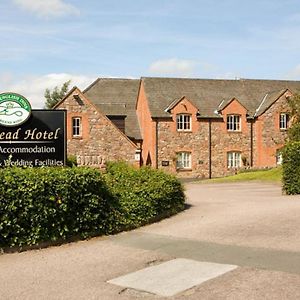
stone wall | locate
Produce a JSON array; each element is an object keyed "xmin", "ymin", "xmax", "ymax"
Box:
[
  {"xmin": 157, "ymin": 120, "xmax": 210, "ymax": 178},
  {"xmin": 56, "ymin": 88, "xmax": 138, "ymax": 167},
  {"xmin": 210, "ymin": 120, "xmax": 251, "ymax": 177},
  {"xmin": 156, "ymin": 98, "xmax": 253, "ymax": 178},
  {"xmin": 56, "ymin": 85, "xmax": 292, "ymax": 178}
]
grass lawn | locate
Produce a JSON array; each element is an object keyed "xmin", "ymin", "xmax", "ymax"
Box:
[{"xmin": 204, "ymin": 167, "xmax": 282, "ymax": 183}]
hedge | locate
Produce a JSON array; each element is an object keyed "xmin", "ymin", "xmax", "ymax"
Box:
[
  {"xmin": 282, "ymin": 142, "xmax": 300, "ymax": 194},
  {"xmin": 0, "ymin": 163, "xmax": 185, "ymax": 249},
  {"xmin": 0, "ymin": 167, "xmax": 114, "ymax": 248},
  {"xmin": 104, "ymin": 162, "xmax": 185, "ymax": 231}
]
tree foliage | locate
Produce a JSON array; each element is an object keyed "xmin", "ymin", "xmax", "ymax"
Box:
[
  {"xmin": 287, "ymin": 93, "xmax": 300, "ymax": 126},
  {"xmin": 287, "ymin": 93, "xmax": 300, "ymax": 141},
  {"xmin": 283, "ymin": 93, "xmax": 300, "ymax": 194},
  {"xmin": 44, "ymin": 80, "xmax": 71, "ymax": 109},
  {"xmin": 288, "ymin": 122, "xmax": 300, "ymax": 142}
]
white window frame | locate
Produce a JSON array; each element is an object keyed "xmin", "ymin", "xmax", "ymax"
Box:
[
  {"xmin": 227, "ymin": 152, "xmax": 241, "ymax": 168},
  {"xmin": 72, "ymin": 117, "xmax": 82, "ymax": 137},
  {"xmin": 227, "ymin": 114, "xmax": 241, "ymax": 131},
  {"xmin": 176, "ymin": 152, "xmax": 191, "ymax": 169},
  {"xmin": 176, "ymin": 114, "xmax": 192, "ymax": 132},
  {"xmin": 279, "ymin": 113, "xmax": 289, "ymax": 130},
  {"xmin": 276, "ymin": 149, "xmax": 283, "ymax": 165}
]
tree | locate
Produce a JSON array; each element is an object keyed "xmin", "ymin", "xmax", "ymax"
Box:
[
  {"xmin": 287, "ymin": 93, "xmax": 300, "ymax": 141},
  {"xmin": 287, "ymin": 93, "xmax": 300, "ymax": 126},
  {"xmin": 44, "ymin": 80, "xmax": 71, "ymax": 109},
  {"xmin": 283, "ymin": 93, "xmax": 300, "ymax": 194}
]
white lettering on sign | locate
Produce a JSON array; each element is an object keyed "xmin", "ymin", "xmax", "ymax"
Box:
[
  {"xmin": 0, "ymin": 146, "xmax": 55, "ymax": 154},
  {"xmin": 0, "ymin": 128, "xmax": 21, "ymax": 140},
  {"xmin": 24, "ymin": 128, "xmax": 60, "ymax": 140}
]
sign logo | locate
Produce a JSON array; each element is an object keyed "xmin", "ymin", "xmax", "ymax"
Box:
[{"xmin": 0, "ymin": 93, "xmax": 31, "ymax": 127}]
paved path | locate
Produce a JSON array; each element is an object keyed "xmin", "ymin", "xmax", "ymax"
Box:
[
  {"xmin": 0, "ymin": 182, "xmax": 300, "ymax": 299},
  {"xmin": 110, "ymin": 231, "xmax": 300, "ymax": 275}
]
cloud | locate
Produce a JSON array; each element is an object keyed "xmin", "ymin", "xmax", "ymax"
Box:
[
  {"xmin": 0, "ymin": 73, "xmax": 95, "ymax": 108},
  {"xmin": 13, "ymin": 0, "xmax": 80, "ymax": 19},
  {"xmin": 149, "ymin": 58, "xmax": 197, "ymax": 77}
]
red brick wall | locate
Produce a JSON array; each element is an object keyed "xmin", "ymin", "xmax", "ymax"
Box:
[
  {"xmin": 254, "ymin": 92, "xmax": 290, "ymax": 167},
  {"xmin": 136, "ymin": 81, "xmax": 157, "ymax": 166}
]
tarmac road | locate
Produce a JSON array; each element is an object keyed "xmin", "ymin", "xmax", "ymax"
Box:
[{"xmin": 0, "ymin": 182, "xmax": 300, "ymax": 299}]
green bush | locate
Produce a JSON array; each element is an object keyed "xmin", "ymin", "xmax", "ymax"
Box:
[
  {"xmin": 288, "ymin": 123, "xmax": 300, "ymax": 142},
  {"xmin": 0, "ymin": 167, "xmax": 114, "ymax": 248},
  {"xmin": 0, "ymin": 162, "xmax": 185, "ymax": 249},
  {"xmin": 282, "ymin": 142, "xmax": 300, "ymax": 194},
  {"xmin": 66, "ymin": 155, "xmax": 78, "ymax": 167},
  {"xmin": 104, "ymin": 162, "xmax": 185, "ymax": 231}
]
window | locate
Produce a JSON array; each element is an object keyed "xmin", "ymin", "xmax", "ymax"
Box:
[
  {"xmin": 276, "ymin": 149, "xmax": 283, "ymax": 165},
  {"xmin": 279, "ymin": 113, "xmax": 289, "ymax": 130},
  {"xmin": 176, "ymin": 152, "xmax": 191, "ymax": 169},
  {"xmin": 177, "ymin": 114, "xmax": 191, "ymax": 131},
  {"xmin": 72, "ymin": 117, "xmax": 82, "ymax": 137},
  {"xmin": 227, "ymin": 115, "xmax": 241, "ymax": 131},
  {"xmin": 227, "ymin": 152, "xmax": 241, "ymax": 168}
]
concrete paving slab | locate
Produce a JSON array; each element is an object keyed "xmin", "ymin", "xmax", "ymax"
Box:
[{"xmin": 108, "ymin": 258, "xmax": 237, "ymax": 297}]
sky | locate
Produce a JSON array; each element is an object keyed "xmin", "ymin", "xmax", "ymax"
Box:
[{"xmin": 1, "ymin": 0, "xmax": 300, "ymax": 108}]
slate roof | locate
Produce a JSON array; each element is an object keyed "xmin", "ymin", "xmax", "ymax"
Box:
[
  {"xmin": 82, "ymin": 77, "xmax": 300, "ymax": 140},
  {"xmin": 254, "ymin": 89, "xmax": 288, "ymax": 117},
  {"xmin": 141, "ymin": 77, "xmax": 300, "ymax": 118},
  {"xmin": 83, "ymin": 78, "xmax": 141, "ymax": 140}
]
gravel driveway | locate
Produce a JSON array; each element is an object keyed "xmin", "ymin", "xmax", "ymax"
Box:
[
  {"xmin": 0, "ymin": 182, "xmax": 300, "ymax": 299},
  {"xmin": 139, "ymin": 182, "xmax": 300, "ymax": 252}
]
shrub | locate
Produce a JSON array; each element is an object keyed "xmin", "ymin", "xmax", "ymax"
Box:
[
  {"xmin": 66, "ymin": 155, "xmax": 78, "ymax": 167},
  {"xmin": 104, "ymin": 161, "xmax": 185, "ymax": 231},
  {"xmin": 0, "ymin": 167, "xmax": 114, "ymax": 248},
  {"xmin": 0, "ymin": 162, "xmax": 186, "ymax": 249},
  {"xmin": 288, "ymin": 122, "xmax": 300, "ymax": 142},
  {"xmin": 282, "ymin": 142, "xmax": 300, "ymax": 194}
]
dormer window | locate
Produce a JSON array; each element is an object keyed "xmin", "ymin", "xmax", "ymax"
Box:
[
  {"xmin": 279, "ymin": 113, "xmax": 289, "ymax": 130},
  {"xmin": 227, "ymin": 115, "xmax": 241, "ymax": 131},
  {"xmin": 176, "ymin": 114, "xmax": 191, "ymax": 131}
]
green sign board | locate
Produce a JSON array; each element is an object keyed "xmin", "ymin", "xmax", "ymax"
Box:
[{"xmin": 0, "ymin": 92, "xmax": 32, "ymax": 127}]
